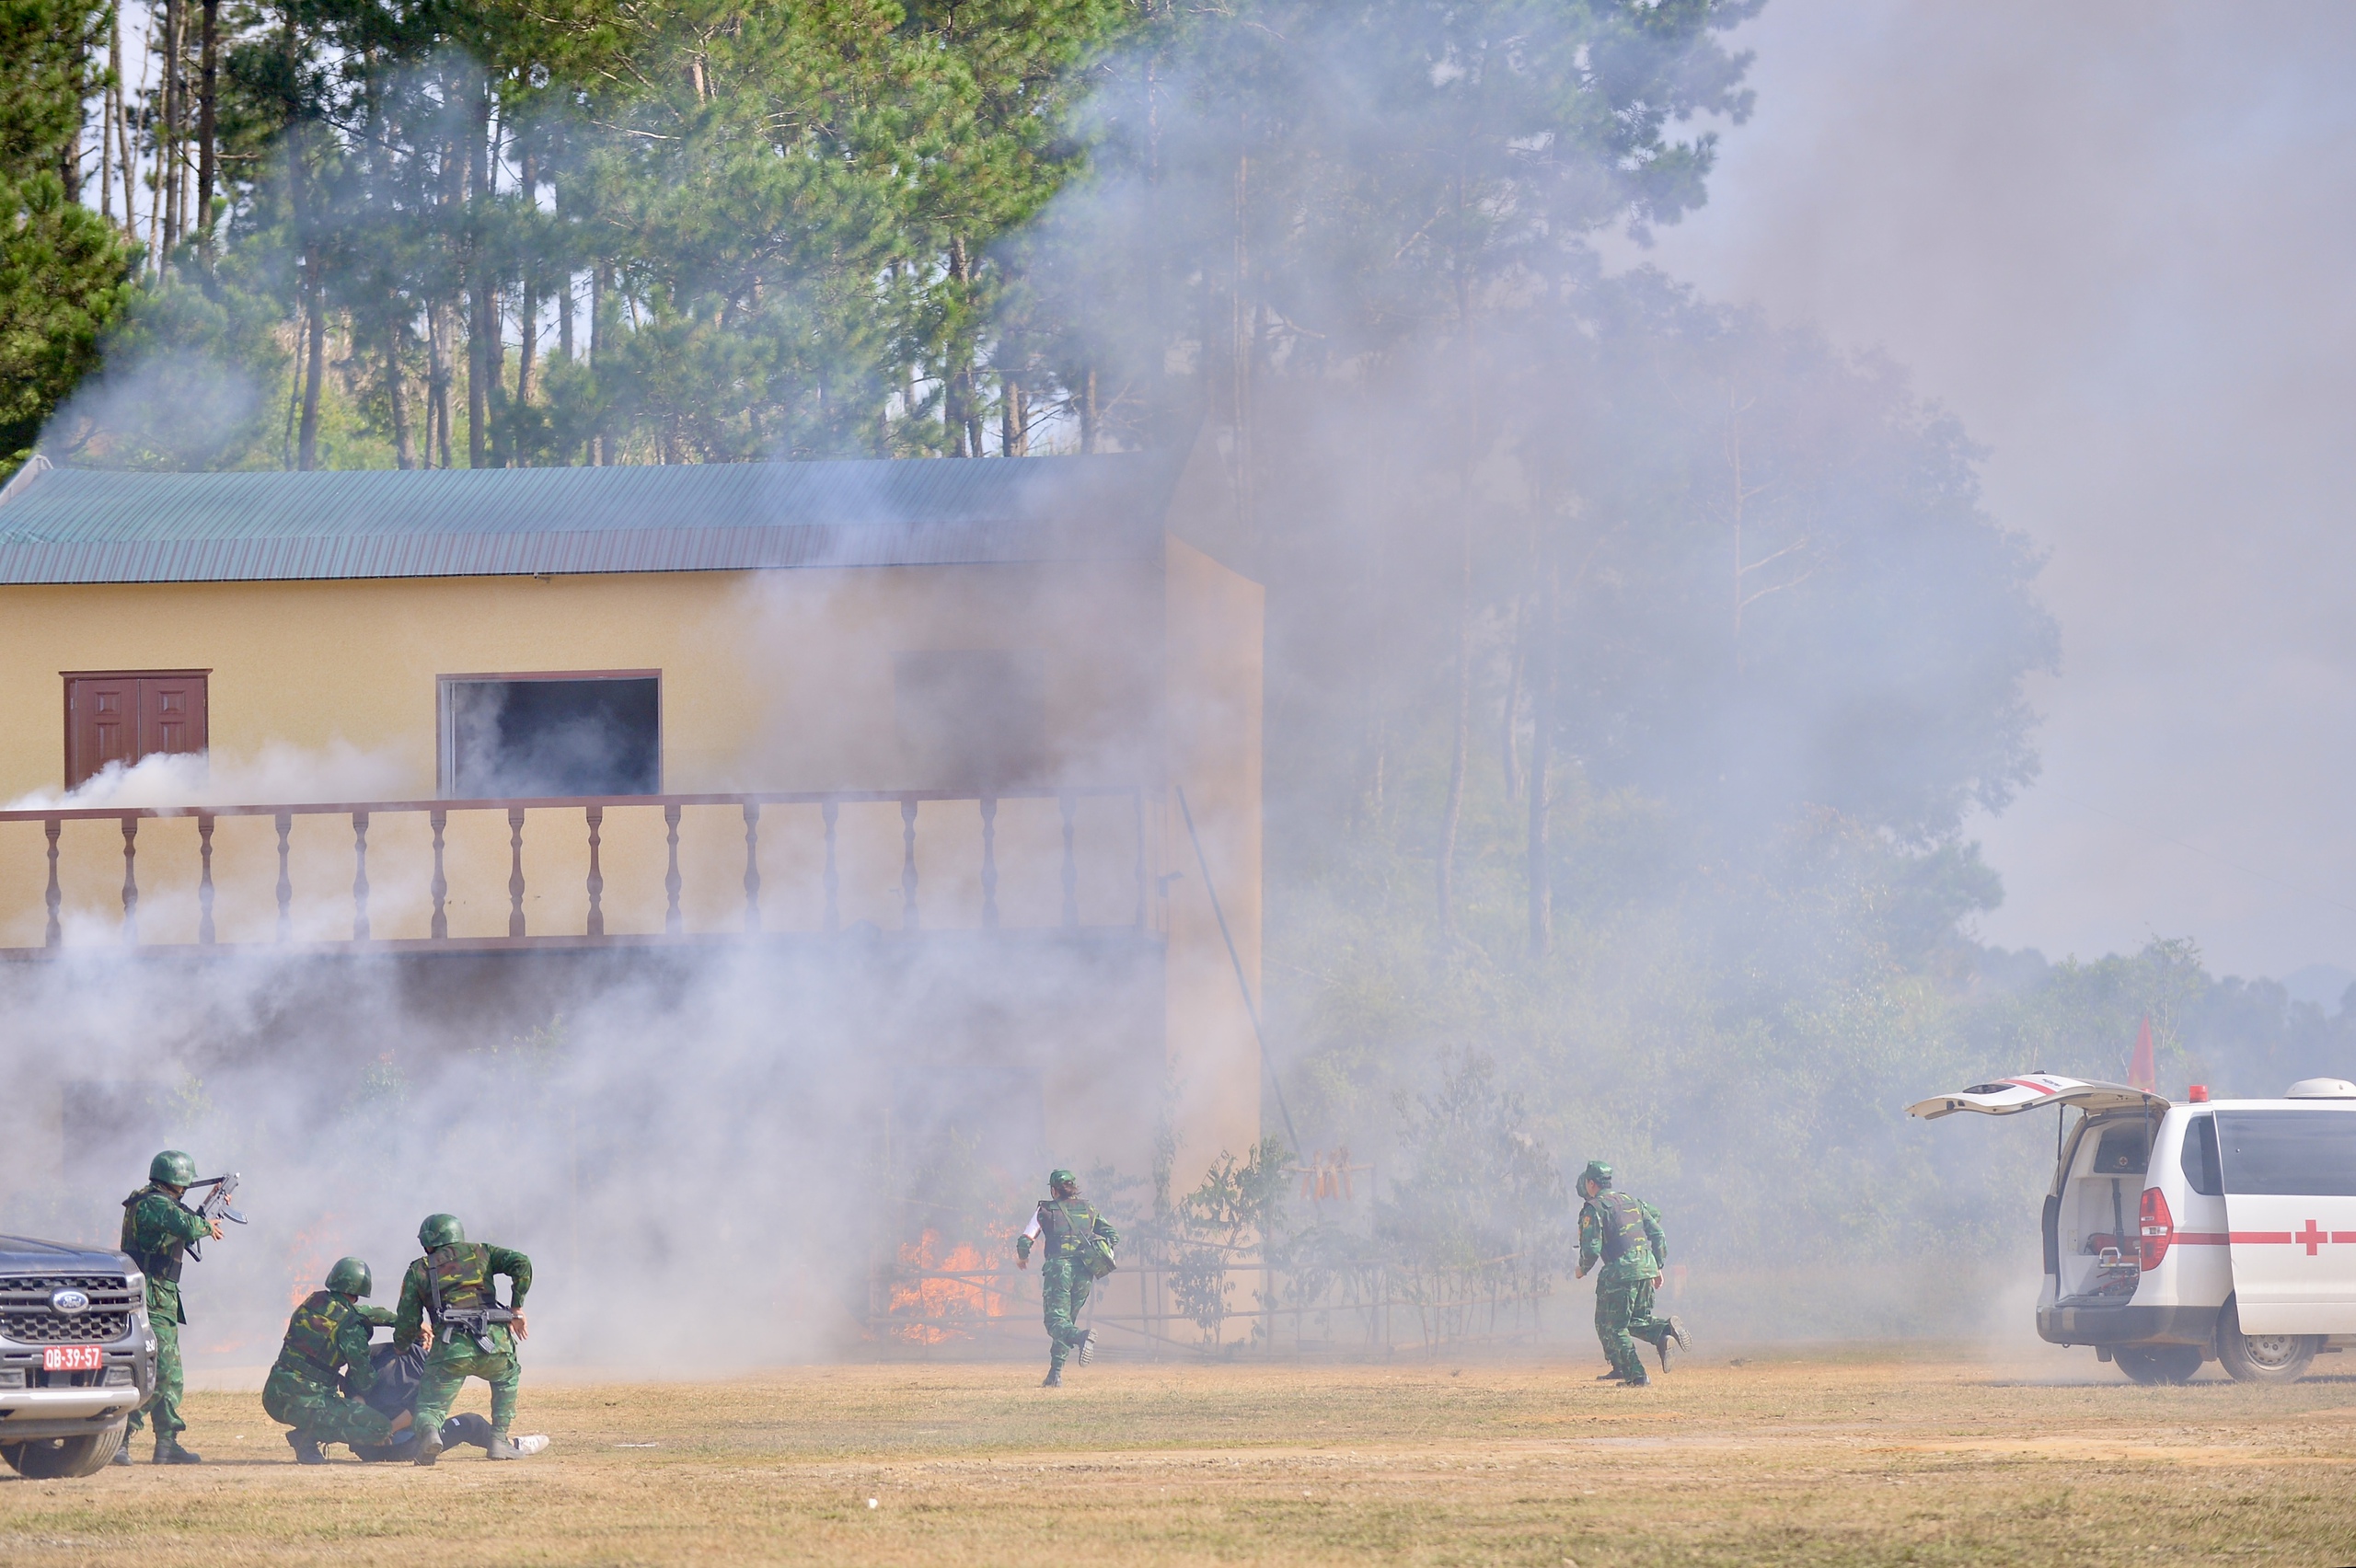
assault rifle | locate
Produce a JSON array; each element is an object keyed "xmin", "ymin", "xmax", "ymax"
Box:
[
  {"xmin": 181, "ymin": 1173, "xmax": 247, "ymax": 1262},
  {"xmin": 426, "ymin": 1260, "xmax": 516, "ymax": 1355}
]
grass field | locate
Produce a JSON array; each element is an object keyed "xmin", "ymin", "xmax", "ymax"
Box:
[{"xmin": 6, "ymin": 1347, "xmax": 2356, "ymax": 1565}]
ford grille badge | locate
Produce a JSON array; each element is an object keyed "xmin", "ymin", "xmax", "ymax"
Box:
[{"xmin": 50, "ymin": 1288, "xmax": 90, "ymax": 1314}]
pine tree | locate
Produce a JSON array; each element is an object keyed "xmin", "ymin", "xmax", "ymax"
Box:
[{"xmin": 1, "ymin": 0, "xmax": 134, "ymax": 467}]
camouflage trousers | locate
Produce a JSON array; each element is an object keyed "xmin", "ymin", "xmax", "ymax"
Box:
[
  {"xmin": 261, "ymin": 1366, "xmax": 397, "ymax": 1447},
  {"xmin": 1594, "ymin": 1274, "xmax": 1672, "ymax": 1379},
  {"xmin": 127, "ymin": 1304, "xmax": 183, "ymax": 1438},
  {"xmin": 1039, "ymin": 1258, "xmax": 1094, "ymax": 1371},
  {"xmin": 411, "ymin": 1343, "xmax": 520, "ymax": 1437}
]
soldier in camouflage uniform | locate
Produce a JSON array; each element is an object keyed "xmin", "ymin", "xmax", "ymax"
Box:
[
  {"xmin": 1014, "ymin": 1169, "xmax": 1118, "ymax": 1388},
  {"xmin": 392, "ymin": 1214, "xmax": 532, "ymax": 1463},
  {"xmin": 117, "ymin": 1150, "xmax": 224, "ymax": 1463},
  {"xmin": 1574, "ymin": 1160, "xmax": 1688, "ymax": 1388},
  {"xmin": 262, "ymin": 1257, "xmax": 406, "ymax": 1463}
]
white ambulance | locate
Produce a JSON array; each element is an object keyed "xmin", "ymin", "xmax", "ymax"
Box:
[{"xmin": 1910, "ymin": 1073, "xmax": 2356, "ymax": 1383}]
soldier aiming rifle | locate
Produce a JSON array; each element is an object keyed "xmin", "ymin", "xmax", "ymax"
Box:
[{"xmin": 117, "ymin": 1150, "xmax": 245, "ymax": 1464}]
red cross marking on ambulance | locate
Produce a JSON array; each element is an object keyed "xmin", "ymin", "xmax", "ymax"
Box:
[{"xmin": 2296, "ymin": 1219, "xmax": 2327, "ymax": 1256}]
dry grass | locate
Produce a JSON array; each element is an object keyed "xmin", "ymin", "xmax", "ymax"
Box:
[{"xmin": 6, "ymin": 1347, "xmax": 2356, "ymax": 1565}]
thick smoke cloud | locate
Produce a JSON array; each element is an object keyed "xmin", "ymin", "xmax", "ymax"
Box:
[{"xmin": 1611, "ymin": 0, "xmax": 2356, "ymax": 979}]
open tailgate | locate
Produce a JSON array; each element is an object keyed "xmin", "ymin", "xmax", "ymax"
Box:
[{"xmin": 1908, "ymin": 1074, "xmax": 2169, "ymax": 1121}]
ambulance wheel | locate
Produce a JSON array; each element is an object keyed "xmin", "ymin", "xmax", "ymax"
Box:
[
  {"xmin": 2114, "ymin": 1345, "xmax": 2201, "ymax": 1385},
  {"xmin": 2216, "ymin": 1298, "xmax": 2318, "ymax": 1383}
]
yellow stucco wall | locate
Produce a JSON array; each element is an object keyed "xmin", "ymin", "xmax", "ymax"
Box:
[{"xmin": 1158, "ymin": 536, "xmax": 1266, "ymax": 1191}]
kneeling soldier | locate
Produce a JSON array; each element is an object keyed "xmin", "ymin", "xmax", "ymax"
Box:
[
  {"xmin": 395, "ymin": 1214, "xmax": 532, "ymax": 1463},
  {"xmin": 263, "ymin": 1257, "xmax": 406, "ymax": 1463},
  {"xmin": 1014, "ymin": 1169, "xmax": 1118, "ymax": 1388}
]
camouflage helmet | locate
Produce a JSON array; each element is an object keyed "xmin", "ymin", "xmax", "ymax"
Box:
[
  {"xmin": 1047, "ymin": 1168, "xmax": 1079, "ymax": 1193},
  {"xmin": 1577, "ymin": 1159, "xmax": 1614, "ymax": 1193},
  {"xmin": 148, "ymin": 1149, "xmax": 198, "ymax": 1188},
  {"xmin": 325, "ymin": 1256, "xmax": 374, "ymax": 1297},
  {"xmin": 417, "ymin": 1213, "xmax": 466, "ymax": 1250}
]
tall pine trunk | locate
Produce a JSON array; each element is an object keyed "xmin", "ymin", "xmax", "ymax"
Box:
[
  {"xmin": 160, "ymin": 0, "xmax": 180, "ymax": 253},
  {"xmin": 195, "ymin": 0, "xmax": 217, "ymax": 254},
  {"xmin": 387, "ymin": 320, "xmax": 417, "ymax": 469},
  {"xmin": 467, "ymin": 81, "xmax": 492, "ymax": 467},
  {"xmin": 514, "ymin": 139, "xmax": 536, "ymax": 463},
  {"xmin": 1526, "ymin": 548, "xmax": 1558, "ymax": 957}
]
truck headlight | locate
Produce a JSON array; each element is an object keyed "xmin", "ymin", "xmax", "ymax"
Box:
[{"xmin": 123, "ymin": 1271, "xmax": 144, "ymax": 1294}]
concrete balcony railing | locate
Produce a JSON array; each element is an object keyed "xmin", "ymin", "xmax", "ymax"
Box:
[{"xmin": 0, "ymin": 786, "xmax": 1156, "ymax": 954}]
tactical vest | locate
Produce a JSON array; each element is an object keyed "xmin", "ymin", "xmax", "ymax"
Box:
[
  {"xmin": 425, "ymin": 1242, "xmax": 493, "ymax": 1319},
  {"xmin": 1036, "ymin": 1199, "xmax": 1099, "ymax": 1260},
  {"xmin": 120, "ymin": 1186, "xmax": 185, "ymax": 1285},
  {"xmin": 1594, "ymin": 1192, "xmax": 1648, "ymax": 1263},
  {"xmin": 282, "ymin": 1290, "xmax": 354, "ymax": 1377}
]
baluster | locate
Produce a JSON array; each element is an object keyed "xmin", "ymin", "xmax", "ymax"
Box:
[
  {"xmin": 1059, "ymin": 791, "xmax": 1079, "ymax": 929},
  {"xmin": 429, "ymin": 810, "xmax": 448, "ymax": 940},
  {"xmin": 900, "ymin": 799, "xmax": 919, "ymax": 931},
  {"xmin": 742, "ymin": 802, "xmax": 762, "ymax": 933},
  {"xmin": 507, "ymin": 807, "xmax": 527, "ymax": 938},
  {"xmin": 979, "ymin": 795, "xmax": 999, "ymax": 929},
  {"xmin": 1131, "ymin": 789, "xmax": 1147, "ymax": 931},
  {"xmin": 120, "ymin": 815, "xmax": 139, "ymax": 945},
  {"xmin": 197, "ymin": 813, "xmax": 216, "ymax": 944},
  {"xmin": 41, "ymin": 817, "xmax": 60, "ymax": 948},
  {"xmin": 274, "ymin": 812, "xmax": 293, "ymax": 941},
  {"xmin": 663, "ymin": 804, "xmax": 682, "ymax": 935},
  {"xmin": 351, "ymin": 812, "xmax": 371, "ymax": 941},
  {"xmin": 821, "ymin": 801, "xmax": 839, "ymax": 934},
  {"xmin": 585, "ymin": 806, "xmax": 605, "ymax": 938}
]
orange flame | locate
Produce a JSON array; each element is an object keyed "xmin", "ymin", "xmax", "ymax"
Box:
[{"xmin": 884, "ymin": 1228, "xmax": 1014, "ymax": 1344}]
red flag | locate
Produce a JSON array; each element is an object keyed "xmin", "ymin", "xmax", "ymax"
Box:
[{"xmin": 2130, "ymin": 1014, "xmax": 2157, "ymax": 1092}]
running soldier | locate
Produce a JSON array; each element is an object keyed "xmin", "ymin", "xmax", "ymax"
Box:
[
  {"xmin": 1574, "ymin": 1160, "xmax": 1688, "ymax": 1387},
  {"xmin": 391, "ymin": 1214, "xmax": 532, "ymax": 1463},
  {"xmin": 1014, "ymin": 1169, "xmax": 1118, "ymax": 1388},
  {"xmin": 117, "ymin": 1150, "xmax": 223, "ymax": 1464},
  {"xmin": 262, "ymin": 1257, "xmax": 406, "ymax": 1463}
]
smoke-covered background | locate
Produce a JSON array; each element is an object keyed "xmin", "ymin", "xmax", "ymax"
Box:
[{"xmin": 5, "ymin": 0, "xmax": 2355, "ymax": 1356}]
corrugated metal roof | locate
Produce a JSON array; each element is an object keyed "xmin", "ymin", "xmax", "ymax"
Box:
[{"xmin": 0, "ymin": 453, "xmax": 1186, "ymax": 584}]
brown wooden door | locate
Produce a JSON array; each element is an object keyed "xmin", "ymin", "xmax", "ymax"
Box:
[{"xmin": 64, "ymin": 672, "xmax": 208, "ymax": 789}]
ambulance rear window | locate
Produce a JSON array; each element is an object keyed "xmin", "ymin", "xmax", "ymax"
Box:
[
  {"xmin": 2090, "ymin": 1123, "xmax": 2149, "ymax": 1176},
  {"xmin": 2216, "ymin": 1110, "xmax": 2356, "ymax": 1197},
  {"xmin": 2180, "ymin": 1115, "xmax": 2223, "ymax": 1196}
]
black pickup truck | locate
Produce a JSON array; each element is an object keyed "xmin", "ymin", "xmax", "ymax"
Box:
[{"xmin": 0, "ymin": 1235, "xmax": 156, "ymax": 1478}]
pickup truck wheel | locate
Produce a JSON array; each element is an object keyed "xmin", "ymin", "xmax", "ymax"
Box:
[
  {"xmin": 2115, "ymin": 1344, "xmax": 2202, "ymax": 1385},
  {"xmin": 2216, "ymin": 1298, "xmax": 2318, "ymax": 1384},
  {"xmin": 7, "ymin": 1424, "xmax": 125, "ymax": 1479}
]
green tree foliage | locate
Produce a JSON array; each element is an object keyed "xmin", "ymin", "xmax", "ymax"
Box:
[{"xmin": 0, "ymin": 0, "xmax": 133, "ymax": 464}]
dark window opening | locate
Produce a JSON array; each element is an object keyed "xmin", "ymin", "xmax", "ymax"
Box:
[
  {"xmin": 2091, "ymin": 1123, "xmax": 2150, "ymax": 1177},
  {"xmin": 2216, "ymin": 1109, "xmax": 2356, "ymax": 1197},
  {"xmin": 64, "ymin": 671, "xmax": 208, "ymax": 790},
  {"xmin": 2180, "ymin": 1114, "xmax": 2223, "ymax": 1196},
  {"xmin": 893, "ymin": 651, "xmax": 1046, "ymax": 789},
  {"xmin": 441, "ymin": 675, "xmax": 661, "ymax": 798}
]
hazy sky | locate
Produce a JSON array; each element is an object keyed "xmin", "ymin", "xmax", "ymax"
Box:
[{"xmin": 1609, "ymin": 0, "xmax": 2356, "ymax": 982}]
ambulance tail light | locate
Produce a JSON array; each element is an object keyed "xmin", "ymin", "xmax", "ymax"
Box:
[{"xmin": 2139, "ymin": 1186, "xmax": 2174, "ymax": 1271}]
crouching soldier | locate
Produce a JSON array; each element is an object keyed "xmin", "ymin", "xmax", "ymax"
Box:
[
  {"xmin": 263, "ymin": 1257, "xmax": 406, "ymax": 1463},
  {"xmin": 1574, "ymin": 1160, "xmax": 1687, "ymax": 1387},
  {"xmin": 1014, "ymin": 1169, "xmax": 1118, "ymax": 1388},
  {"xmin": 395, "ymin": 1214, "xmax": 532, "ymax": 1463}
]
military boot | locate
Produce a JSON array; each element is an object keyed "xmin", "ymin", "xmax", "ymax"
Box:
[
  {"xmin": 154, "ymin": 1436, "xmax": 202, "ymax": 1463},
  {"xmin": 411, "ymin": 1427, "xmax": 445, "ymax": 1466},
  {"xmin": 1076, "ymin": 1330, "xmax": 1098, "ymax": 1366},
  {"xmin": 1594, "ymin": 1368, "xmax": 1624, "ymax": 1381},
  {"xmin": 110, "ymin": 1441, "xmax": 133, "ymax": 1466},
  {"xmin": 287, "ymin": 1431, "xmax": 327, "ymax": 1465},
  {"xmin": 1620, "ymin": 1370, "xmax": 1651, "ymax": 1388},
  {"xmin": 1657, "ymin": 1316, "xmax": 1689, "ymax": 1373},
  {"xmin": 1041, "ymin": 1367, "xmax": 1063, "ymax": 1388},
  {"xmin": 486, "ymin": 1433, "xmax": 522, "ymax": 1460}
]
